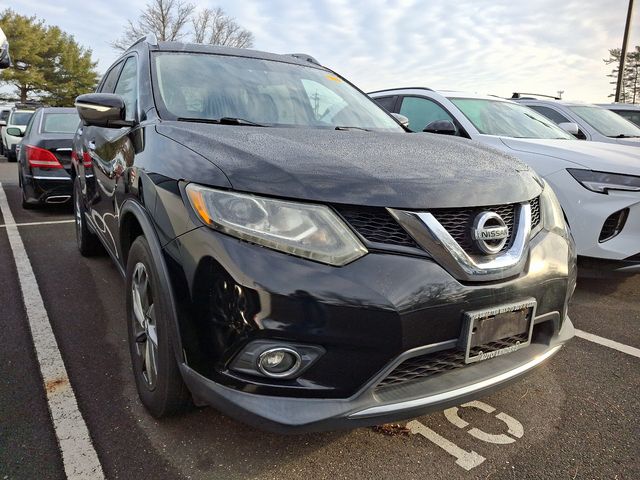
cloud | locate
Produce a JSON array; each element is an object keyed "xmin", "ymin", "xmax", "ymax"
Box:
[{"xmin": 6, "ymin": 0, "xmax": 638, "ymax": 101}]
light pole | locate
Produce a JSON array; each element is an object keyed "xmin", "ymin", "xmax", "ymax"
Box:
[{"xmin": 615, "ymin": 0, "xmax": 635, "ymax": 103}]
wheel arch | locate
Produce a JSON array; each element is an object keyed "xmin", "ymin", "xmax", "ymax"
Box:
[{"xmin": 120, "ymin": 199, "xmax": 187, "ymax": 366}]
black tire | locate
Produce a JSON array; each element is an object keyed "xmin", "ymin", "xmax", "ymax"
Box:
[
  {"xmin": 20, "ymin": 172, "xmax": 37, "ymax": 210},
  {"xmin": 7, "ymin": 151, "xmax": 16, "ymax": 162},
  {"xmin": 73, "ymin": 176, "xmax": 102, "ymax": 256},
  {"xmin": 126, "ymin": 235, "xmax": 191, "ymax": 417}
]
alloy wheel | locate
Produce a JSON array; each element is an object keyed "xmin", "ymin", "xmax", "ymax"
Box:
[{"xmin": 131, "ymin": 262, "xmax": 158, "ymax": 390}]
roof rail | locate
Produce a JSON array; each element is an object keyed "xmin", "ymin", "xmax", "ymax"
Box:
[
  {"xmin": 288, "ymin": 53, "xmax": 321, "ymax": 66},
  {"xmin": 511, "ymin": 92, "xmax": 561, "ymax": 100},
  {"xmin": 368, "ymin": 87, "xmax": 434, "ymax": 95},
  {"xmin": 14, "ymin": 100, "xmax": 45, "ymax": 109},
  {"xmin": 129, "ymin": 33, "xmax": 159, "ymax": 50}
]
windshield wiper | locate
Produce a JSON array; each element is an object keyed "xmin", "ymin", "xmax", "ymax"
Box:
[
  {"xmin": 609, "ymin": 134, "xmax": 640, "ymax": 138},
  {"xmin": 176, "ymin": 117, "xmax": 267, "ymax": 127},
  {"xmin": 219, "ymin": 117, "xmax": 267, "ymax": 127},
  {"xmin": 335, "ymin": 126, "xmax": 370, "ymax": 131}
]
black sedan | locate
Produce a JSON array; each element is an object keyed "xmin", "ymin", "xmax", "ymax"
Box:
[{"xmin": 16, "ymin": 107, "xmax": 79, "ymax": 208}]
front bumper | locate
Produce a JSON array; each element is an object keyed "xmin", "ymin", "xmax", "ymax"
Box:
[
  {"xmin": 180, "ymin": 318, "xmax": 572, "ymax": 433},
  {"xmin": 164, "ymin": 218, "xmax": 574, "ymax": 432},
  {"xmin": 548, "ymin": 169, "xmax": 640, "ymax": 262}
]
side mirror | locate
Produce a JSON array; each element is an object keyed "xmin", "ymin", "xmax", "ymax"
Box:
[
  {"xmin": 423, "ymin": 119, "xmax": 457, "ymax": 135},
  {"xmin": 0, "ymin": 45, "xmax": 10, "ymax": 69},
  {"xmin": 6, "ymin": 127, "xmax": 23, "ymax": 137},
  {"xmin": 558, "ymin": 122, "xmax": 579, "ymax": 135},
  {"xmin": 75, "ymin": 93, "xmax": 132, "ymax": 128},
  {"xmin": 391, "ymin": 113, "xmax": 410, "ymax": 128}
]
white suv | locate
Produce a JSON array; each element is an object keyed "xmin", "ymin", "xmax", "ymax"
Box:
[
  {"xmin": 369, "ymin": 88, "xmax": 640, "ymax": 271},
  {"xmin": 511, "ymin": 95, "xmax": 640, "ymax": 147},
  {"xmin": 1, "ymin": 108, "xmax": 35, "ymax": 161}
]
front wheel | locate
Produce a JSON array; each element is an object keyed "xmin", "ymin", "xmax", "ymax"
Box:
[{"xmin": 126, "ymin": 236, "xmax": 191, "ymax": 417}]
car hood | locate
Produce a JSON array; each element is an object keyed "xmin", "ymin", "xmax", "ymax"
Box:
[
  {"xmin": 499, "ymin": 138, "xmax": 640, "ymax": 175},
  {"xmin": 157, "ymin": 123, "xmax": 540, "ymax": 208}
]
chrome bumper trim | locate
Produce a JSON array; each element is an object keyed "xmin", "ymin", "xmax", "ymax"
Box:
[
  {"xmin": 32, "ymin": 176, "xmax": 72, "ymax": 181},
  {"xmin": 349, "ymin": 344, "xmax": 562, "ymax": 419}
]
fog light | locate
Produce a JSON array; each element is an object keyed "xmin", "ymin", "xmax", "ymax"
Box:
[{"xmin": 257, "ymin": 348, "xmax": 301, "ymax": 377}]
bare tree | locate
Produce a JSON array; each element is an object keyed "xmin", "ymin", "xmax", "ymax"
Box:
[
  {"xmin": 112, "ymin": 0, "xmax": 195, "ymax": 51},
  {"xmin": 192, "ymin": 7, "xmax": 254, "ymax": 48}
]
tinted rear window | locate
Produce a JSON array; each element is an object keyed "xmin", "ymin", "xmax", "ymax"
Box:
[{"xmin": 42, "ymin": 113, "xmax": 80, "ymax": 134}]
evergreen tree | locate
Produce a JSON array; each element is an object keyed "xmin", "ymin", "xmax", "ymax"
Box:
[{"xmin": 0, "ymin": 9, "xmax": 99, "ymax": 105}]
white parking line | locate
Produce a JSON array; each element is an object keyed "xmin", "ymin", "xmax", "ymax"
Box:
[
  {"xmin": 575, "ymin": 329, "xmax": 640, "ymax": 359},
  {"xmin": 0, "ymin": 183, "xmax": 105, "ymax": 479},
  {"xmin": 0, "ymin": 219, "xmax": 75, "ymax": 228}
]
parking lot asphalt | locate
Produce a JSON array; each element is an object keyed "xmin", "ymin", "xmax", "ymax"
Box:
[{"xmin": 0, "ymin": 156, "xmax": 638, "ymax": 480}]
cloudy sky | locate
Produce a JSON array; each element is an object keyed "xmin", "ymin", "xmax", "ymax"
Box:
[{"xmin": 5, "ymin": 0, "xmax": 639, "ymax": 102}]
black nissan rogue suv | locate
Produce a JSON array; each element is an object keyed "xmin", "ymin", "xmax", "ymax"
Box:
[{"xmin": 71, "ymin": 34, "xmax": 576, "ymax": 432}]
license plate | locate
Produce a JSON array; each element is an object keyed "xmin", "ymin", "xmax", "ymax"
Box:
[{"xmin": 461, "ymin": 299, "xmax": 536, "ymax": 364}]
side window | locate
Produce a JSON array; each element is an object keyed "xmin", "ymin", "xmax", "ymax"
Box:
[
  {"xmin": 374, "ymin": 96, "xmax": 397, "ymax": 112},
  {"xmin": 114, "ymin": 57, "xmax": 138, "ymax": 122},
  {"xmin": 615, "ymin": 110, "xmax": 640, "ymax": 127},
  {"xmin": 23, "ymin": 112, "xmax": 37, "ymax": 137},
  {"xmin": 528, "ymin": 105, "xmax": 586, "ymax": 139},
  {"xmin": 528, "ymin": 106, "xmax": 570, "ymax": 125},
  {"xmin": 99, "ymin": 62, "xmax": 123, "ymax": 94},
  {"xmin": 399, "ymin": 96, "xmax": 456, "ymax": 133}
]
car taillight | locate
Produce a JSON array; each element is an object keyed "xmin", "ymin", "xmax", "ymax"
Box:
[
  {"xmin": 82, "ymin": 151, "xmax": 92, "ymax": 168},
  {"xmin": 26, "ymin": 145, "xmax": 63, "ymax": 169}
]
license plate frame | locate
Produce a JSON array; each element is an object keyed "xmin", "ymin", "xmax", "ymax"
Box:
[{"xmin": 461, "ymin": 299, "xmax": 536, "ymax": 365}]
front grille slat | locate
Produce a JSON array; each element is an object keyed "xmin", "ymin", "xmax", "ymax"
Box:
[
  {"xmin": 530, "ymin": 196, "xmax": 541, "ymax": 229},
  {"xmin": 335, "ymin": 206, "xmax": 419, "ymax": 248},
  {"xmin": 376, "ymin": 333, "xmax": 529, "ymax": 390}
]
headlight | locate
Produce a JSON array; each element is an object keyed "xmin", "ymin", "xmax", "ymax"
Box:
[
  {"xmin": 185, "ymin": 184, "xmax": 367, "ymax": 266},
  {"xmin": 567, "ymin": 168, "xmax": 640, "ymax": 194},
  {"xmin": 540, "ymin": 181, "xmax": 567, "ymax": 236}
]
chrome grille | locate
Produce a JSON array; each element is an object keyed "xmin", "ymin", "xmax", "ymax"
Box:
[
  {"xmin": 430, "ymin": 203, "xmax": 517, "ymax": 254},
  {"xmin": 376, "ymin": 334, "xmax": 529, "ymax": 390},
  {"xmin": 336, "ymin": 198, "xmax": 540, "ymax": 255}
]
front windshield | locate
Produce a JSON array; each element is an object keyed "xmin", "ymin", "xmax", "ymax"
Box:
[
  {"xmin": 569, "ymin": 106, "xmax": 640, "ymax": 138},
  {"xmin": 11, "ymin": 111, "xmax": 34, "ymax": 126},
  {"xmin": 153, "ymin": 52, "xmax": 402, "ymax": 132},
  {"xmin": 450, "ymin": 98, "xmax": 574, "ymax": 139}
]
